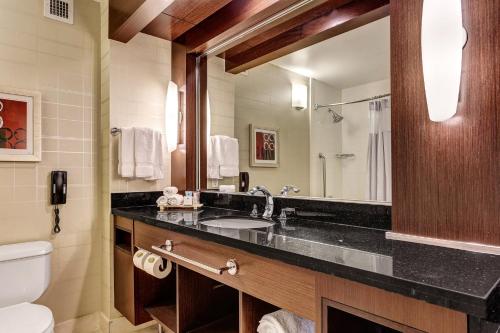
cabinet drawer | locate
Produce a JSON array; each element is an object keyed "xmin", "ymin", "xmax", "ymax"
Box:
[{"xmin": 134, "ymin": 221, "xmax": 315, "ymax": 320}]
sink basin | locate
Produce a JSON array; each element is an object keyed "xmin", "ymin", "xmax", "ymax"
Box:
[{"xmin": 200, "ymin": 218, "xmax": 274, "ymax": 229}]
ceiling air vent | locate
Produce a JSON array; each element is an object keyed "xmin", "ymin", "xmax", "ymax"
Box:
[{"xmin": 44, "ymin": 0, "xmax": 74, "ymax": 24}]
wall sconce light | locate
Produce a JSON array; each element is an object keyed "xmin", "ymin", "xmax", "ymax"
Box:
[
  {"xmin": 292, "ymin": 83, "xmax": 308, "ymax": 111},
  {"xmin": 165, "ymin": 81, "xmax": 179, "ymax": 152},
  {"xmin": 421, "ymin": 0, "xmax": 467, "ymax": 122}
]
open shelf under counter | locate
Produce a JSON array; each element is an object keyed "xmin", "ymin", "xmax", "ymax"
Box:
[
  {"xmin": 186, "ymin": 313, "xmax": 239, "ymax": 333},
  {"xmin": 146, "ymin": 304, "xmax": 177, "ymax": 333}
]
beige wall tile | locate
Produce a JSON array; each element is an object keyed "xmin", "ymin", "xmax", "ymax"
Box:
[
  {"xmin": 0, "ymin": 0, "xmax": 101, "ymax": 326},
  {"xmin": 109, "ymin": 34, "xmax": 172, "ymax": 193}
]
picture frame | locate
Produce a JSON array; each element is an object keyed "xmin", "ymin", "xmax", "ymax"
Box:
[
  {"xmin": 0, "ymin": 87, "xmax": 41, "ymax": 162},
  {"xmin": 250, "ymin": 124, "xmax": 279, "ymax": 167}
]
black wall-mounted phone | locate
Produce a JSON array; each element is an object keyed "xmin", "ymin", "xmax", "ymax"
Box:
[
  {"xmin": 51, "ymin": 171, "xmax": 67, "ymax": 233},
  {"xmin": 51, "ymin": 171, "xmax": 67, "ymax": 205}
]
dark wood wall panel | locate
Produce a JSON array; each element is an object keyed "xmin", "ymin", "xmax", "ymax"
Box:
[
  {"xmin": 391, "ymin": 0, "xmax": 499, "ymax": 245},
  {"xmin": 170, "ymin": 43, "xmax": 187, "ymax": 191}
]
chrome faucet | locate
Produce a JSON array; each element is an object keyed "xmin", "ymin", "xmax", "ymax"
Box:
[
  {"xmin": 280, "ymin": 185, "xmax": 300, "ymax": 196},
  {"xmin": 247, "ymin": 185, "xmax": 274, "ymax": 219}
]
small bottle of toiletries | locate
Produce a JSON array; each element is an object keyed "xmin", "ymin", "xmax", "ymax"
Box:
[
  {"xmin": 184, "ymin": 191, "xmax": 193, "ymax": 206},
  {"xmin": 193, "ymin": 191, "xmax": 200, "ymax": 205}
]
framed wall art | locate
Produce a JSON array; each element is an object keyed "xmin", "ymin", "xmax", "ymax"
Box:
[
  {"xmin": 250, "ymin": 124, "xmax": 279, "ymax": 167},
  {"xmin": 0, "ymin": 87, "xmax": 41, "ymax": 161}
]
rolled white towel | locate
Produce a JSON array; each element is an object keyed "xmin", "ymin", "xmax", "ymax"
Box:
[
  {"xmin": 166, "ymin": 194, "xmax": 184, "ymax": 206},
  {"xmin": 163, "ymin": 186, "xmax": 178, "ymax": 195},
  {"xmin": 257, "ymin": 310, "xmax": 314, "ymax": 333},
  {"xmin": 156, "ymin": 196, "xmax": 168, "ymax": 206}
]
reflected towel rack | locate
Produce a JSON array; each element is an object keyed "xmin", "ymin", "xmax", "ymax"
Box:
[
  {"xmin": 336, "ymin": 153, "xmax": 355, "ymax": 159},
  {"xmin": 314, "ymin": 93, "xmax": 390, "ymax": 110},
  {"xmin": 110, "ymin": 127, "xmax": 121, "ymax": 136}
]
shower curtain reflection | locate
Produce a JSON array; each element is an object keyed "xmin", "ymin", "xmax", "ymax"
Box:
[{"xmin": 366, "ymin": 98, "xmax": 391, "ymax": 201}]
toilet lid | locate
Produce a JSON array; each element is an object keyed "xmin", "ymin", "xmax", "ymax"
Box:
[{"xmin": 0, "ymin": 303, "xmax": 54, "ymax": 333}]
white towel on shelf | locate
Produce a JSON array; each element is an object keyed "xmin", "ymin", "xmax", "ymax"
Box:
[
  {"xmin": 118, "ymin": 127, "xmax": 134, "ymax": 177},
  {"xmin": 257, "ymin": 310, "xmax": 314, "ymax": 333},
  {"xmin": 134, "ymin": 127, "xmax": 155, "ymax": 178},
  {"xmin": 146, "ymin": 130, "xmax": 165, "ymax": 181}
]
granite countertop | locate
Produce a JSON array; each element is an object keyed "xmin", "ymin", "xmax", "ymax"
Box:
[{"xmin": 112, "ymin": 205, "xmax": 500, "ymax": 322}]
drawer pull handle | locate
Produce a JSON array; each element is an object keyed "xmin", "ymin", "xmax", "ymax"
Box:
[{"xmin": 152, "ymin": 240, "xmax": 238, "ymax": 276}]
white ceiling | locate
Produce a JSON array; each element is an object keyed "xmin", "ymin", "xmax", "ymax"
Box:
[{"xmin": 271, "ymin": 17, "xmax": 390, "ymax": 89}]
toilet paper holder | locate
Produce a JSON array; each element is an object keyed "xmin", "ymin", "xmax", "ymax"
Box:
[{"xmin": 152, "ymin": 240, "xmax": 239, "ymax": 276}]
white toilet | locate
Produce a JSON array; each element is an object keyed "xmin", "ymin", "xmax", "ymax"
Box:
[{"xmin": 0, "ymin": 241, "xmax": 55, "ymax": 333}]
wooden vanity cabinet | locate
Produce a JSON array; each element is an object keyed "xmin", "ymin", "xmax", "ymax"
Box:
[
  {"xmin": 316, "ymin": 273, "xmax": 467, "ymax": 333},
  {"xmin": 113, "ymin": 216, "xmax": 176, "ymax": 326},
  {"xmin": 134, "ymin": 219, "xmax": 316, "ymax": 321},
  {"xmin": 114, "ymin": 217, "xmax": 468, "ymax": 333}
]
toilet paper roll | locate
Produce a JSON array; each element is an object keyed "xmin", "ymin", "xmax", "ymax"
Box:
[
  {"xmin": 143, "ymin": 254, "xmax": 172, "ymax": 279},
  {"xmin": 133, "ymin": 249, "xmax": 151, "ymax": 269}
]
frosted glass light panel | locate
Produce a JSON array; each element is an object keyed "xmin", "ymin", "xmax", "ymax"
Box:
[
  {"xmin": 421, "ymin": 0, "xmax": 465, "ymax": 122},
  {"xmin": 292, "ymin": 83, "xmax": 308, "ymax": 110},
  {"xmin": 165, "ymin": 81, "xmax": 179, "ymax": 152}
]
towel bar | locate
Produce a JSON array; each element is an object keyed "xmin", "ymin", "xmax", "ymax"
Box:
[{"xmin": 110, "ymin": 127, "xmax": 121, "ymax": 136}]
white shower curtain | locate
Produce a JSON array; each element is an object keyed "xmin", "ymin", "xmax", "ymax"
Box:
[{"xmin": 366, "ymin": 98, "xmax": 391, "ymax": 201}]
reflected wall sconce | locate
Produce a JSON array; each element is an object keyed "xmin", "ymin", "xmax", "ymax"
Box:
[
  {"xmin": 291, "ymin": 83, "xmax": 308, "ymax": 111},
  {"xmin": 165, "ymin": 81, "xmax": 179, "ymax": 152},
  {"xmin": 421, "ymin": 0, "xmax": 467, "ymax": 122}
]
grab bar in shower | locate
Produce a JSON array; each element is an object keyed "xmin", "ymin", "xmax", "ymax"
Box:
[{"xmin": 319, "ymin": 153, "xmax": 326, "ymax": 197}]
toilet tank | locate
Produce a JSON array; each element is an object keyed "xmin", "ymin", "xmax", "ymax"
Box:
[{"xmin": 0, "ymin": 241, "xmax": 53, "ymax": 307}]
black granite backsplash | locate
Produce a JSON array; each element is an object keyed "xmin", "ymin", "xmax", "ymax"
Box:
[
  {"xmin": 111, "ymin": 191, "xmax": 163, "ymax": 208},
  {"xmin": 200, "ymin": 191, "xmax": 392, "ymax": 230}
]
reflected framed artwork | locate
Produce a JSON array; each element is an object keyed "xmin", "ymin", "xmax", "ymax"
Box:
[
  {"xmin": 250, "ymin": 124, "xmax": 279, "ymax": 167},
  {"xmin": 0, "ymin": 87, "xmax": 41, "ymax": 161}
]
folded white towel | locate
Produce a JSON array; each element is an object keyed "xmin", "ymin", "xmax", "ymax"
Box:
[
  {"xmin": 257, "ymin": 310, "xmax": 314, "ymax": 333},
  {"xmin": 166, "ymin": 194, "xmax": 183, "ymax": 206},
  {"xmin": 134, "ymin": 127, "xmax": 155, "ymax": 178},
  {"xmin": 219, "ymin": 185, "xmax": 236, "ymax": 193},
  {"xmin": 219, "ymin": 137, "xmax": 239, "ymax": 177},
  {"xmin": 118, "ymin": 128, "xmax": 134, "ymax": 177},
  {"xmin": 220, "ymin": 165, "xmax": 239, "ymax": 178},
  {"xmin": 146, "ymin": 130, "xmax": 164, "ymax": 181},
  {"xmin": 163, "ymin": 186, "xmax": 179, "ymax": 195},
  {"xmin": 208, "ymin": 135, "xmax": 223, "ymax": 179},
  {"xmin": 208, "ymin": 135, "xmax": 239, "ymax": 179}
]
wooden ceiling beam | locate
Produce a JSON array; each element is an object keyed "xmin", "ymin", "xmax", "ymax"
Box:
[
  {"xmin": 176, "ymin": 0, "xmax": 335, "ymax": 54},
  {"xmin": 224, "ymin": 0, "xmax": 389, "ymax": 74},
  {"xmin": 141, "ymin": 0, "xmax": 232, "ymax": 41},
  {"xmin": 110, "ymin": 0, "xmax": 175, "ymax": 43}
]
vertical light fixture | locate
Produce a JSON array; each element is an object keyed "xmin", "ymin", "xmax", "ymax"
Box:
[
  {"xmin": 165, "ymin": 81, "xmax": 179, "ymax": 152},
  {"xmin": 292, "ymin": 83, "xmax": 308, "ymax": 111},
  {"xmin": 421, "ymin": 0, "xmax": 467, "ymax": 122}
]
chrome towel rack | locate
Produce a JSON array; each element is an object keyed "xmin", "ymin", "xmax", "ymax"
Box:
[
  {"xmin": 110, "ymin": 127, "xmax": 121, "ymax": 136},
  {"xmin": 336, "ymin": 153, "xmax": 355, "ymax": 159}
]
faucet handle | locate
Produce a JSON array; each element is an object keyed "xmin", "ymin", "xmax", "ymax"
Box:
[
  {"xmin": 279, "ymin": 207, "xmax": 296, "ymax": 220},
  {"xmin": 280, "ymin": 185, "xmax": 301, "ymax": 196},
  {"xmin": 250, "ymin": 204, "xmax": 259, "ymax": 218}
]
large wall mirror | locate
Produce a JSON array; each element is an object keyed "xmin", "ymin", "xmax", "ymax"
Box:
[{"xmin": 201, "ymin": 13, "xmax": 391, "ymax": 204}]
